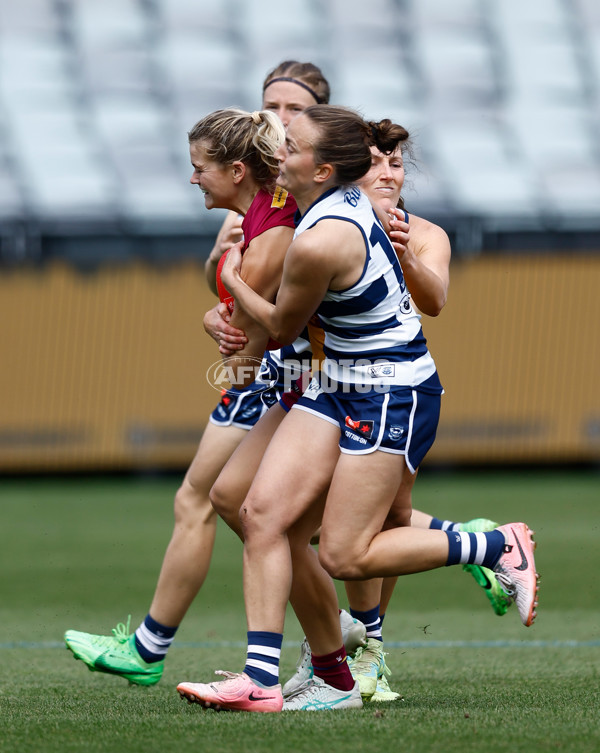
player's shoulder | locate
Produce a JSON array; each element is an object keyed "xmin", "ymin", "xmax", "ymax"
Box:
[
  {"xmin": 408, "ymin": 213, "xmax": 450, "ymax": 248},
  {"xmin": 408, "ymin": 212, "xmax": 446, "ymax": 236},
  {"xmin": 254, "ymin": 186, "xmax": 297, "ymax": 217},
  {"xmin": 287, "ymin": 221, "xmax": 360, "ymax": 287},
  {"xmin": 298, "ymin": 216, "xmax": 358, "ymax": 250}
]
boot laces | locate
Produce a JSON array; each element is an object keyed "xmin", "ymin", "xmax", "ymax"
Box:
[{"xmin": 110, "ymin": 615, "xmax": 132, "ymax": 644}]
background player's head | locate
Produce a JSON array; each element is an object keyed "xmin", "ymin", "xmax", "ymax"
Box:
[
  {"xmin": 262, "ymin": 60, "xmax": 331, "ymax": 128},
  {"xmin": 188, "ymin": 108, "xmax": 285, "ymax": 211},
  {"xmin": 358, "ymin": 119, "xmax": 412, "ymax": 213}
]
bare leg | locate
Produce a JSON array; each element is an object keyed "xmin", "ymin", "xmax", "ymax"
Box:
[
  {"xmin": 210, "ymin": 404, "xmax": 287, "ymax": 538},
  {"xmin": 344, "ymin": 459, "xmax": 415, "ymax": 616},
  {"xmin": 319, "ymin": 452, "xmax": 449, "ymax": 581},
  {"xmin": 240, "ymin": 410, "xmax": 341, "ymax": 646},
  {"xmin": 288, "ymin": 496, "xmax": 344, "ymax": 656},
  {"xmin": 148, "ymin": 421, "xmax": 247, "ymax": 626},
  {"xmin": 411, "ymin": 509, "xmax": 433, "ymax": 528},
  {"xmin": 379, "ymin": 577, "xmax": 398, "ymax": 616},
  {"xmin": 213, "ymin": 405, "xmax": 346, "ymax": 654}
]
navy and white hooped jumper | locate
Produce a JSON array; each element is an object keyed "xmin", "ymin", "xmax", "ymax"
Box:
[{"xmin": 293, "ymin": 186, "xmax": 443, "ymax": 471}]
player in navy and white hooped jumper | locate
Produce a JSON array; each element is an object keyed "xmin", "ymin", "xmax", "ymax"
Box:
[
  {"xmin": 176, "ymin": 105, "xmax": 539, "ymax": 713},
  {"xmin": 292, "ymin": 182, "xmax": 443, "ymax": 470}
]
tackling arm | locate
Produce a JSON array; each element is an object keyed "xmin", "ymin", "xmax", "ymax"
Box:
[
  {"xmin": 218, "ymin": 224, "xmax": 294, "ymax": 388},
  {"xmin": 389, "ymin": 210, "xmax": 450, "ymax": 317},
  {"xmin": 221, "ymin": 229, "xmax": 337, "ymax": 346}
]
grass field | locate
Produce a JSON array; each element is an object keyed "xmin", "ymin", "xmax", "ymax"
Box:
[{"xmin": 1, "ymin": 469, "xmax": 599, "ymax": 752}]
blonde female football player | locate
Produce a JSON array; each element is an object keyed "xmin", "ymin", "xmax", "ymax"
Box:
[{"xmin": 62, "ymin": 66, "xmax": 331, "ymax": 683}]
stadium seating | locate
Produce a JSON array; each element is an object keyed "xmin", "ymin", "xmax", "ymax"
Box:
[{"xmin": 0, "ymin": 0, "xmax": 598, "ymax": 231}]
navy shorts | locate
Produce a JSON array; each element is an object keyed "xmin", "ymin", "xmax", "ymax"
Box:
[
  {"xmin": 293, "ymin": 376, "xmax": 441, "ymax": 473},
  {"xmin": 210, "ymin": 384, "xmax": 280, "ymax": 430}
]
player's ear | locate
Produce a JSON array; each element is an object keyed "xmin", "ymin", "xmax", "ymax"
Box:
[
  {"xmin": 314, "ymin": 162, "xmax": 333, "ymax": 185},
  {"xmin": 231, "ymin": 161, "xmax": 246, "ymax": 184}
]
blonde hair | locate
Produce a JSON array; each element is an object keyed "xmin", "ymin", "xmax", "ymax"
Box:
[{"xmin": 188, "ymin": 108, "xmax": 285, "ymax": 187}]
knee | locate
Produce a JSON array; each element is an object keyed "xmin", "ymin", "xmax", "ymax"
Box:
[
  {"xmin": 237, "ymin": 495, "xmax": 261, "ymax": 540},
  {"xmin": 318, "ymin": 540, "xmax": 364, "ymax": 581},
  {"xmin": 384, "ymin": 505, "xmax": 411, "ymax": 530},
  {"xmin": 209, "ymin": 475, "xmax": 237, "ymax": 525},
  {"xmin": 173, "ymin": 480, "xmax": 214, "ymax": 527},
  {"xmin": 238, "ymin": 493, "xmax": 283, "ymax": 544}
]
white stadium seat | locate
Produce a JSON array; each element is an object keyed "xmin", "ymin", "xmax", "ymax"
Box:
[{"xmin": 0, "ymin": 0, "xmax": 598, "ymax": 226}]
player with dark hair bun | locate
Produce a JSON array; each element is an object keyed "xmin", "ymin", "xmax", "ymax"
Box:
[{"xmin": 176, "ymin": 105, "xmax": 539, "ymax": 713}]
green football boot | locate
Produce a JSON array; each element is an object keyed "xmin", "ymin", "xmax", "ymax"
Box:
[
  {"xmin": 459, "ymin": 518, "xmax": 512, "ymax": 616},
  {"xmin": 64, "ymin": 616, "xmax": 164, "ymax": 686},
  {"xmin": 348, "ymin": 638, "xmax": 386, "ymax": 701},
  {"xmin": 370, "ymin": 659, "xmax": 402, "ymax": 703}
]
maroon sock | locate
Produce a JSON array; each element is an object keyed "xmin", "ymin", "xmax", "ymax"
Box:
[{"xmin": 312, "ymin": 646, "xmax": 355, "ymax": 691}]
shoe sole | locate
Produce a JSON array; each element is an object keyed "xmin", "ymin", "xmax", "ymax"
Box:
[
  {"xmin": 283, "ymin": 698, "xmax": 364, "ymax": 711},
  {"xmin": 499, "ymin": 524, "xmax": 540, "ymax": 627},
  {"xmin": 64, "ymin": 642, "xmax": 162, "ymax": 686},
  {"xmin": 523, "ymin": 528, "xmax": 540, "ymax": 627},
  {"xmin": 370, "ymin": 691, "xmax": 402, "ymax": 702},
  {"xmin": 178, "ymin": 687, "xmax": 233, "ymax": 711},
  {"xmin": 177, "ymin": 686, "xmax": 281, "ymax": 713}
]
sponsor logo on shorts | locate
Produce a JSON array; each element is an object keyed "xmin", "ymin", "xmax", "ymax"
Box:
[
  {"xmin": 305, "ymin": 378, "xmax": 322, "ymax": 394},
  {"xmin": 345, "ymin": 415, "xmax": 374, "ymax": 439},
  {"xmin": 344, "ymin": 430, "xmax": 368, "ymax": 445}
]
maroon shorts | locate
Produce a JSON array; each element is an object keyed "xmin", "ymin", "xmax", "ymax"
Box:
[{"xmin": 279, "ymin": 371, "xmax": 312, "ymax": 412}]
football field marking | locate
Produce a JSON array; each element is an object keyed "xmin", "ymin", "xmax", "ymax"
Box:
[{"xmin": 2, "ymin": 639, "xmax": 599, "ymax": 649}]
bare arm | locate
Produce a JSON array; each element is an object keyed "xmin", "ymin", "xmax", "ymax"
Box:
[
  {"xmin": 218, "ymin": 224, "xmax": 294, "ymax": 387},
  {"xmin": 222, "ymin": 220, "xmax": 364, "ymax": 346},
  {"xmin": 388, "ymin": 208, "xmax": 450, "ymax": 317}
]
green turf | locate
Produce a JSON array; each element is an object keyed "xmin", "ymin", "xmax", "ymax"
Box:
[{"xmin": 1, "ymin": 470, "xmax": 599, "ymax": 752}]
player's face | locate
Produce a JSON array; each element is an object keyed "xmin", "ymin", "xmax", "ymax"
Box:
[
  {"xmin": 274, "ymin": 114, "xmax": 321, "ymax": 195},
  {"xmin": 262, "ymin": 80, "xmax": 317, "ymax": 129},
  {"xmin": 189, "ymin": 140, "xmax": 235, "ymax": 210},
  {"xmin": 359, "ymin": 146, "xmax": 405, "ymax": 213}
]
